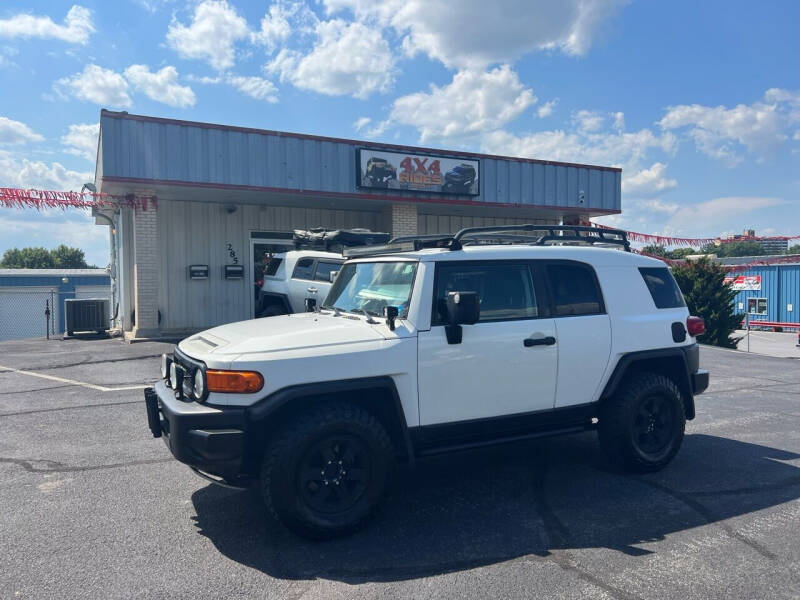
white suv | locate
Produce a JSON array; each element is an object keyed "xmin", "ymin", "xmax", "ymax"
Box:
[
  {"xmin": 257, "ymin": 250, "xmax": 344, "ymax": 316},
  {"xmin": 145, "ymin": 225, "xmax": 709, "ymax": 539}
]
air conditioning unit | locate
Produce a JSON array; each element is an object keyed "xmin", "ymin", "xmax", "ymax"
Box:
[{"xmin": 65, "ymin": 298, "xmax": 110, "ymax": 336}]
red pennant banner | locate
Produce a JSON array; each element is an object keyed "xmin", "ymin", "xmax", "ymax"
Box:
[{"xmin": 0, "ymin": 188, "xmax": 157, "ymax": 211}]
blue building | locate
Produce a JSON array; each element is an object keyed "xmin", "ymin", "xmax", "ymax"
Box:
[
  {"xmin": 0, "ymin": 269, "xmax": 111, "ymax": 341},
  {"xmin": 719, "ymin": 258, "xmax": 800, "ymax": 325}
]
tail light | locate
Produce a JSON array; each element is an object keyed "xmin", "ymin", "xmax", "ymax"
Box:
[
  {"xmin": 687, "ymin": 316, "xmax": 706, "ymax": 337},
  {"xmin": 206, "ymin": 370, "xmax": 264, "ymax": 393}
]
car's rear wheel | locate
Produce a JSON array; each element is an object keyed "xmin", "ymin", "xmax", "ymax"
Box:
[
  {"xmin": 598, "ymin": 372, "xmax": 686, "ymax": 472},
  {"xmin": 261, "ymin": 402, "xmax": 393, "ymax": 539}
]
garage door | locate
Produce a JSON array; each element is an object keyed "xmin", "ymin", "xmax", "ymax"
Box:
[
  {"xmin": 0, "ymin": 287, "xmax": 59, "ymax": 341},
  {"xmin": 75, "ymin": 285, "xmax": 111, "ymax": 301}
]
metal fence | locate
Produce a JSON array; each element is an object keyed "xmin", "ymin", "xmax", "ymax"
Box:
[{"xmin": 0, "ymin": 289, "xmax": 62, "ymax": 341}]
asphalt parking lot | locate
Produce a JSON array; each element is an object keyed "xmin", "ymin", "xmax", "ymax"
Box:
[{"xmin": 1, "ymin": 338, "xmax": 799, "ymax": 599}]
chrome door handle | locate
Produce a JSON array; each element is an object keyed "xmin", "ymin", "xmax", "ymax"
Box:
[
  {"xmin": 307, "ymin": 287, "xmax": 318, "ymax": 293},
  {"xmin": 524, "ymin": 336, "xmax": 556, "ymax": 347}
]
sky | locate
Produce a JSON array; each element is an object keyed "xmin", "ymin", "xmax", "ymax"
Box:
[{"xmin": 0, "ymin": 0, "xmax": 798, "ymax": 266}]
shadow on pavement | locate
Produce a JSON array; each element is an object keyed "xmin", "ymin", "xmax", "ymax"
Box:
[{"xmin": 190, "ymin": 433, "xmax": 800, "ymax": 583}]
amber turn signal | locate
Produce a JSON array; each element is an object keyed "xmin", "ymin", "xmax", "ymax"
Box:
[{"xmin": 206, "ymin": 370, "xmax": 264, "ymax": 393}]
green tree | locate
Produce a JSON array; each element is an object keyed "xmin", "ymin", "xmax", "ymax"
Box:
[
  {"xmin": 668, "ymin": 247, "xmax": 697, "ymax": 259},
  {"xmin": 0, "ymin": 247, "xmax": 54, "ymax": 269},
  {"xmin": 641, "ymin": 244, "xmax": 667, "ymax": 257},
  {"xmin": 786, "ymin": 244, "xmax": 800, "ymax": 255},
  {"xmin": 50, "ymin": 244, "xmax": 89, "ymax": 268},
  {"xmin": 708, "ymin": 241, "xmax": 768, "ymax": 258},
  {"xmin": 671, "ymin": 257, "xmax": 742, "ymax": 348},
  {"xmin": 0, "ymin": 245, "xmax": 90, "ymax": 269}
]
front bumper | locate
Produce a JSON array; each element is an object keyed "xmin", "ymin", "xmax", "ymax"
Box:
[
  {"xmin": 692, "ymin": 369, "xmax": 710, "ymax": 395},
  {"xmin": 144, "ymin": 380, "xmax": 246, "ymax": 478}
]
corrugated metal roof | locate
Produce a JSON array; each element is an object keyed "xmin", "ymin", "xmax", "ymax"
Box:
[{"xmin": 99, "ymin": 110, "xmax": 621, "ymax": 215}]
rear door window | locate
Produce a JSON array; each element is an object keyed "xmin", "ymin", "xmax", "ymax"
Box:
[
  {"xmin": 292, "ymin": 258, "xmax": 315, "ymax": 280},
  {"xmin": 314, "ymin": 260, "xmax": 343, "ymax": 282},
  {"xmin": 546, "ymin": 263, "xmax": 605, "ymax": 316},
  {"xmin": 639, "ymin": 267, "xmax": 686, "ymax": 309}
]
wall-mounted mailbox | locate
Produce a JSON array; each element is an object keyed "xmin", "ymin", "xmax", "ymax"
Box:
[
  {"xmin": 189, "ymin": 265, "xmax": 209, "ymax": 280},
  {"xmin": 224, "ymin": 264, "xmax": 245, "ymax": 280}
]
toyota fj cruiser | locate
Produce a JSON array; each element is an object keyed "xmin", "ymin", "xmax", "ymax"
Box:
[{"xmin": 145, "ymin": 225, "xmax": 709, "ymax": 539}]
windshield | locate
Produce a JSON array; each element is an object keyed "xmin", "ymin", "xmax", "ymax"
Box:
[{"xmin": 324, "ymin": 261, "xmax": 417, "ymax": 317}]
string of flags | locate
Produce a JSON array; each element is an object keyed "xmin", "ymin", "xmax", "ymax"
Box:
[{"xmin": 0, "ymin": 187, "xmax": 157, "ymax": 211}]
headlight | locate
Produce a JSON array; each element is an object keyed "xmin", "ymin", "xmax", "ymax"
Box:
[
  {"xmin": 169, "ymin": 362, "xmax": 178, "ymax": 389},
  {"xmin": 193, "ymin": 369, "xmax": 205, "ymax": 399},
  {"xmin": 160, "ymin": 354, "xmax": 170, "ymax": 379}
]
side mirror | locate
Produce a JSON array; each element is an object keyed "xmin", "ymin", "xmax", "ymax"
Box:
[
  {"xmin": 446, "ymin": 291, "xmax": 480, "ymax": 325},
  {"xmin": 383, "ymin": 305, "xmax": 399, "ymax": 331},
  {"xmin": 444, "ymin": 291, "xmax": 480, "ymax": 344},
  {"xmin": 329, "ymin": 270, "xmax": 339, "ymax": 283}
]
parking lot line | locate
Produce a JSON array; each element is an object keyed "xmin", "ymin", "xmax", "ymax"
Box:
[{"xmin": 0, "ymin": 364, "xmax": 148, "ymax": 392}]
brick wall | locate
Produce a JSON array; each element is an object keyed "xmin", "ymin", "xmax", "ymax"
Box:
[
  {"xmin": 388, "ymin": 203, "xmax": 418, "ymax": 237},
  {"xmin": 132, "ymin": 197, "xmax": 160, "ymax": 337}
]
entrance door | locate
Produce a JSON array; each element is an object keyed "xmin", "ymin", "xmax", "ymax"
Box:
[
  {"xmin": 417, "ymin": 261, "xmax": 558, "ymax": 426},
  {"xmin": 250, "ymin": 232, "xmax": 294, "ymax": 318}
]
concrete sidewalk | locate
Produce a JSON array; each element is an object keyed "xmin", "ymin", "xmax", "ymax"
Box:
[{"xmin": 734, "ymin": 329, "xmax": 800, "ymax": 358}]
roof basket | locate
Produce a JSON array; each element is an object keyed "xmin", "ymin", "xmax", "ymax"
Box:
[{"xmin": 343, "ymin": 224, "xmax": 630, "ymax": 258}]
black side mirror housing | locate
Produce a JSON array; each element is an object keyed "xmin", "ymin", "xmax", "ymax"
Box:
[
  {"xmin": 446, "ymin": 291, "xmax": 480, "ymax": 325},
  {"xmin": 444, "ymin": 291, "xmax": 480, "ymax": 344},
  {"xmin": 383, "ymin": 305, "xmax": 399, "ymax": 331}
]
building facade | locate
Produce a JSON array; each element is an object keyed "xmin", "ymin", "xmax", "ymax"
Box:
[
  {"xmin": 0, "ymin": 269, "xmax": 110, "ymax": 341},
  {"xmin": 93, "ymin": 110, "xmax": 622, "ymax": 338},
  {"xmin": 719, "ymin": 259, "xmax": 800, "ymax": 324}
]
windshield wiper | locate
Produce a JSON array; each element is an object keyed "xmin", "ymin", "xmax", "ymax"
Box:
[{"xmin": 349, "ymin": 308, "xmax": 378, "ymax": 323}]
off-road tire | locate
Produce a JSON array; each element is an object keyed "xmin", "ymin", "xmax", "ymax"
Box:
[
  {"xmin": 598, "ymin": 372, "xmax": 686, "ymax": 473},
  {"xmin": 260, "ymin": 402, "xmax": 393, "ymax": 539}
]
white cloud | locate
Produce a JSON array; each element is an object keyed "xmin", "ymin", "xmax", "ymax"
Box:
[
  {"xmin": 390, "ymin": 66, "xmax": 536, "ymax": 142},
  {"xmin": 55, "ymin": 64, "xmax": 132, "ymax": 107},
  {"xmin": 323, "ymin": 0, "xmax": 628, "ymax": 68},
  {"xmin": 573, "ymin": 109, "xmax": 604, "ymax": 133},
  {"xmin": 353, "ymin": 117, "xmax": 371, "ymax": 132},
  {"xmin": 0, "ymin": 5, "xmax": 94, "ymax": 45},
  {"xmin": 189, "ymin": 73, "xmax": 278, "ymax": 102},
  {"xmin": 622, "ymin": 162, "xmax": 677, "ymax": 197},
  {"xmin": 537, "ymin": 99, "xmax": 557, "ymax": 118},
  {"xmin": 166, "ymin": 0, "xmax": 249, "ymax": 70},
  {"xmin": 266, "ymin": 19, "xmax": 395, "ymax": 99},
  {"xmin": 252, "ymin": 2, "xmax": 315, "ymax": 52},
  {"xmin": 227, "ymin": 75, "xmax": 278, "ymax": 102},
  {"xmin": 61, "ymin": 122, "xmax": 99, "ymax": 162},
  {"xmin": 0, "ymin": 116, "xmax": 44, "ymax": 145},
  {"xmin": 0, "ymin": 150, "xmax": 92, "ymax": 191},
  {"xmin": 659, "ymin": 89, "xmax": 800, "ymax": 166},
  {"xmin": 123, "ymin": 64, "xmax": 196, "ymax": 108}
]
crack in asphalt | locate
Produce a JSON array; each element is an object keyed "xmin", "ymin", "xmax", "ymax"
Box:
[
  {"xmin": 0, "ymin": 457, "xmax": 171, "ymax": 474},
  {"xmin": 0, "ymin": 399, "xmax": 142, "ymax": 418},
  {"xmin": 634, "ymin": 477, "xmax": 778, "ymax": 561}
]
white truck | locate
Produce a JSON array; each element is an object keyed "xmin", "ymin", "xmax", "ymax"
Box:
[{"xmin": 145, "ymin": 225, "xmax": 709, "ymax": 539}]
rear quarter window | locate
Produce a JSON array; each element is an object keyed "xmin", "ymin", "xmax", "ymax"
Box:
[{"xmin": 639, "ymin": 267, "xmax": 686, "ymax": 309}]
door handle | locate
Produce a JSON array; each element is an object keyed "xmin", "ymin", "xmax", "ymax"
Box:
[
  {"xmin": 524, "ymin": 336, "xmax": 556, "ymax": 347},
  {"xmin": 307, "ymin": 287, "xmax": 318, "ymax": 293}
]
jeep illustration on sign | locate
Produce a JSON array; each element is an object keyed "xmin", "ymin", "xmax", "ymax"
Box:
[{"xmin": 357, "ymin": 149, "xmax": 480, "ymax": 196}]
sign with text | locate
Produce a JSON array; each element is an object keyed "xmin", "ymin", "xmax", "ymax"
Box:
[
  {"xmin": 357, "ymin": 149, "xmax": 480, "ymax": 196},
  {"xmin": 723, "ymin": 275, "xmax": 762, "ymax": 291}
]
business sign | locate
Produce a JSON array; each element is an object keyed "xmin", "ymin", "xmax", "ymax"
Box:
[
  {"xmin": 357, "ymin": 148, "xmax": 480, "ymax": 196},
  {"xmin": 723, "ymin": 275, "xmax": 762, "ymax": 291}
]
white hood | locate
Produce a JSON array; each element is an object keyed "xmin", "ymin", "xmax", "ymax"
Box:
[{"xmin": 178, "ymin": 312, "xmax": 386, "ymax": 358}]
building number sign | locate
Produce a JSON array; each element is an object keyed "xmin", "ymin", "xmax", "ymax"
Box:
[{"xmin": 226, "ymin": 243, "xmax": 239, "ymax": 264}]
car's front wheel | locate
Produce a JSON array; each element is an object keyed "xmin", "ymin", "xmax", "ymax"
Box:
[
  {"xmin": 598, "ymin": 372, "xmax": 686, "ymax": 472},
  {"xmin": 261, "ymin": 402, "xmax": 393, "ymax": 539}
]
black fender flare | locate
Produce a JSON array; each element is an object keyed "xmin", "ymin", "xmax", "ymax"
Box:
[
  {"xmin": 246, "ymin": 376, "xmax": 415, "ymax": 462},
  {"xmin": 600, "ymin": 346, "xmax": 697, "ymax": 420},
  {"xmin": 258, "ymin": 292, "xmax": 292, "ymax": 314}
]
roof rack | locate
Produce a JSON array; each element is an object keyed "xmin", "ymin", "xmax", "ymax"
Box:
[{"xmin": 343, "ymin": 224, "xmax": 630, "ymax": 258}]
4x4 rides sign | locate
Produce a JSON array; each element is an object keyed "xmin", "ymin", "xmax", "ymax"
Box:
[
  {"xmin": 357, "ymin": 148, "xmax": 480, "ymax": 196},
  {"xmin": 723, "ymin": 275, "xmax": 762, "ymax": 291}
]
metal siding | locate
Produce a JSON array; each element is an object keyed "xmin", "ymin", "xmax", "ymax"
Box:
[
  {"xmin": 779, "ymin": 265, "xmax": 800, "ymax": 322},
  {"xmin": 100, "ymin": 115, "xmax": 621, "ymax": 211}
]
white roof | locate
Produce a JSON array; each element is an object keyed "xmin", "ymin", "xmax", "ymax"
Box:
[{"xmin": 349, "ymin": 245, "xmax": 664, "ymax": 267}]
